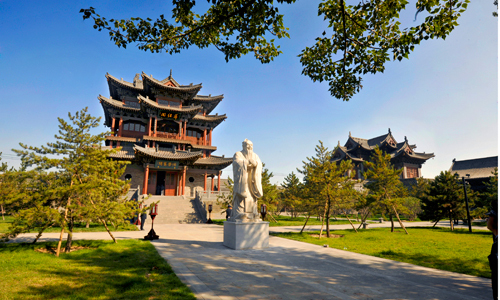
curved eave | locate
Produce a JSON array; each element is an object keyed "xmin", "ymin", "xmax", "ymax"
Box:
[
  {"xmin": 392, "ymin": 150, "xmax": 435, "ymax": 161},
  {"xmin": 194, "ymin": 156, "xmax": 233, "ymax": 167},
  {"xmin": 191, "ymin": 144, "xmax": 217, "ymax": 151},
  {"xmin": 106, "ymin": 136, "xmax": 139, "ymax": 143},
  {"xmin": 99, "ymin": 95, "xmax": 141, "ymax": 113},
  {"xmin": 142, "ymin": 72, "xmax": 202, "ymax": 93},
  {"xmin": 102, "ymin": 146, "xmax": 136, "ymax": 160},
  {"xmin": 192, "ymin": 95, "xmax": 224, "ymax": 102},
  {"xmin": 134, "ymin": 145, "xmax": 202, "ymax": 161},
  {"xmin": 138, "ymin": 95, "xmax": 203, "ymax": 114},
  {"xmin": 143, "ymin": 135, "xmax": 191, "ymax": 145},
  {"xmin": 191, "ymin": 114, "xmax": 227, "ymax": 127},
  {"xmin": 106, "ymin": 73, "xmax": 143, "ymax": 91}
]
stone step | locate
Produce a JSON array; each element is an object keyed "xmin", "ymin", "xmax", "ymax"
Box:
[{"xmin": 138, "ymin": 196, "xmax": 204, "ymax": 224}]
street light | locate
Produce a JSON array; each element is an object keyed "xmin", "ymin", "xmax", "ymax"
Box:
[
  {"xmin": 144, "ymin": 204, "xmax": 159, "ymax": 240},
  {"xmin": 260, "ymin": 204, "xmax": 267, "ymax": 220},
  {"xmin": 206, "ymin": 204, "xmax": 213, "ymax": 223},
  {"xmin": 462, "ymin": 174, "xmax": 472, "ymax": 233}
]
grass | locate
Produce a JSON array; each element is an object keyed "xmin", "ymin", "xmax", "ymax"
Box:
[
  {"xmin": 212, "ymin": 215, "xmax": 359, "ymax": 227},
  {"xmin": 0, "ymin": 216, "xmax": 138, "ymax": 234},
  {"xmin": 0, "ymin": 239, "xmax": 195, "ymax": 300},
  {"xmin": 273, "ymin": 227, "xmax": 493, "ymax": 278}
]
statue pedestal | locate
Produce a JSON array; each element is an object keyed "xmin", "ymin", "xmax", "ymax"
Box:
[{"xmin": 223, "ymin": 221, "xmax": 269, "ymax": 250}]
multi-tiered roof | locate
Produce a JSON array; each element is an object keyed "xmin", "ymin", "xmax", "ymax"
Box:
[
  {"xmin": 331, "ymin": 129, "xmax": 434, "ymax": 179},
  {"xmin": 99, "ymin": 71, "xmax": 232, "ymax": 170}
]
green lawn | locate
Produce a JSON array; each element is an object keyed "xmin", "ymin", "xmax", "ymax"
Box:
[
  {"xmin": 212, "ymin": 215, "xmax": 359, "ymax": 226},
  {"xmin": 0, "ymin": 216, "xmax": 138, "ymax": 234},
  {"xmin": 273, "ymin": 227, "xmax": 493, "ymax": 278},
  {"xmin": 0, "ymin": 239, "xmax": 195, "ymax": 300}
]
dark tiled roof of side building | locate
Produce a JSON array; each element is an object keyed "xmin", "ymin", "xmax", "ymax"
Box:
[{"xmin": 449, "ymin": 156, "xmax": 498, "ymax": 179}]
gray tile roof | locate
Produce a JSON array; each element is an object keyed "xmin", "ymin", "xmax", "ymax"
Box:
[
  {"xmin": 99, "ymin": 95, "xmax": 141, "ymax": 112},
  {"xmin": 449, "ymin": 156, "xmax": 498, "ymax": 179},
  {"xmin": 194, "ymin": 156, "xmax": 233, "ymax": 166},
  {"xmin": 138, "ymin": 95, "xmax": 203, "ymax": 113},
  {"xmin": 134, "ymin": 145, "xmax": 203, "ymax": 161},
  {"xmin": 103, "ymin": 146, "xmax": 136, "ymax": 160}
]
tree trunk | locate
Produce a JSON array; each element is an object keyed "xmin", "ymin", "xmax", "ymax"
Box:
[
  {"xmin": 65, "ymin": 218, "xmax": 74, "ymax": 252},
  {"xmin": 32, "ymin": 224, "xmax": 52, "ymax": 244},
  {"xmin": 86, "ymin": 220, "xmax": 90, "ymax": 228},
  {"xmin": 432, "ymin": 219, "xmax": 440, "ymax": 227},
  {"xmin": 449, "ymin": 211, "xmax": 454, "ymax": 231},
  {"xmin": 300, "ymin": 213, "xmax": 311, "ymax": 234},
  {"xmin": 389, "ymin": 212, "xmax": 394, "ymax": 232},
  {"xmin": 1, "ymin": 204, "xmax": 4, "ymax": 220},
  {"xmin": 325, "ymin": 196, "xmax": 331, "ymax": 238},
  {"xmin": 392, "ymin": 205, "xmax": 409, "ymax": 235},
  {"xmin": 100, "ymin": 219, "xmax": 116, "ymax": 243},
  {"xmin": 56, "ymin": 227, "xmax": 65, "ymax": 257},
  {"xmin": 357, "ymin": 209, "xmax": 370, "ymax": 230},
  {"xmin": 319, "ymin": 201, "xmax": 328, "ymax": 239},
  {"xmin": 344, "ymin": 211, "xmax": 358, "ymax": 233}
]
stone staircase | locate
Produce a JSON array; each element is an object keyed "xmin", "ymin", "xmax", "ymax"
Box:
[{"xmin": 141, "ymin": 195, "xmax": 204, "ymax": 224}]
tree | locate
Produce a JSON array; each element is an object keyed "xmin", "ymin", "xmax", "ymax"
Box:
[
  {"xmin": 10, "ymin": 108, "xmax": 136, "ymax": 256},
  {"xmin": 281, "ymin": 172, "xmax": 302, "ymax": 218},
  {"xmin": 364, "ymin": 146, "xmax": 408, "ymax": 234},
  {"xmin": 300, "ymin": 141, "xmax": 358, "ymax": 238},
  {"xmin": 420, "ymin": 171, "xmax": 472, "ymax": 231},
  {"xmin": 81, "ymin": 0, "xmax": 469, "ymax": 101},
  {"xmin": 482, "ymin": 167, "xmax": 498, "ymax": 212}
]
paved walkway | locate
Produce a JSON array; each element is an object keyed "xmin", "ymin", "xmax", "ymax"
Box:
[{"xmin": 7, "ymin": 222, "xmax": 492, "ymax": 300}]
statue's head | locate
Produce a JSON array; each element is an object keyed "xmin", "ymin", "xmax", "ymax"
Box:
[{"xmin": 242, "ymin": 139, "xmax": 253, "ymax": 153}]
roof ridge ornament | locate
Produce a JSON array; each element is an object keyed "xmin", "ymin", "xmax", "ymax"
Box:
[
  {"xmin": 169, "ymin": 69, "xmax": 172, "ymax": 78},
  {"xmin": 388, "ymin": 128, "xmax": 391, "ymax": 134}
]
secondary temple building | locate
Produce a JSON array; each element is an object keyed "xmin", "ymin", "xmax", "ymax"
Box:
[
  {"xmin": 99, "ymin": 71, "xmax": 233, "ymax": 197},
  {"xmin": 331, "ymin": 129, "xmax": 435, "ymax": 180}
]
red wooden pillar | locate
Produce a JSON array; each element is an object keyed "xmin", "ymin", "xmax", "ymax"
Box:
[
  {"xmin": 178, "ymin": 122, "xmax": 182, "ymax": 138},
  {"xmin": 109, "ymin": 141, "xmax": 113, "ymax": 149},
  {"xmin": 118, "ymin": 118, "xmax": 123, "ymax": 137},
  {"xmin": 209, "ymin": 128, "xmax": 212, "ymax": 146},
  {"xmin": 183, "ymin": 122, "xmax": 187, "ymax": 139},
  {"xmin": 204, "ymin": 172, "xmax": 207, "ymax": 191},
  {"xmin": 111, "ymin": 117, "xmax": 116, "ymax": 136},
  {"xmin": 154, "ymin": 117, "xmax": 158, "ymax": 137},
  {"xmin": 182, "ymin": 167, "xmax": 187, "ymax": 196},
  {"xmin": 218, "ymin": 171, "xmax": 221, "ymax": 191},
  {"xmin": 211, "ymin": 175, "xmax": 215, "ymax": 192},
  {"xmin": 142, "ymin": 164, "xmax": 150, "ymax": 195},
  {"xmin": 203, "ymin": 129, "xmax": 207, "ymax": 146},
  {"xmin": 148, "ymin": 116, "xmax": 152, "ymax": 136}
]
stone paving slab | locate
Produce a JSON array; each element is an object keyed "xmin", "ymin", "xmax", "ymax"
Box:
[{"xmin": 6, "ymin": 223, "xmax": 492, "ymax": 300}]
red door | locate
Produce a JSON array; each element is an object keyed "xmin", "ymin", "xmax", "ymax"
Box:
[{"xmin": 164, "ymin": 172, "xmax": 177, "ymax": 196}]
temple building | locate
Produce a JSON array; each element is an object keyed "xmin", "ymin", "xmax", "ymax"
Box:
[
  {"xmin": 331, "ymin": 129, "xmax": 435, "ymax": 180},
  {"xmin": 99, "ymin": 71, "xmax": 233, "ymax": 198}
]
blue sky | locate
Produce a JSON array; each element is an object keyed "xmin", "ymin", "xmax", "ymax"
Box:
[{"xmin": 0, "ymin": 1, "xmax": 497, "ymax": 184}]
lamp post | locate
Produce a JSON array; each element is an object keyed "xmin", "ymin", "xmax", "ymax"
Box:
[
  {"xmin": 260, "ymin": 204, "xmax": 267, "ymax": 220},
  {"xmin": 206, "ymin": 204, "xmax": 213, "ymax": 223},
  {"xmin": 144, "ymin": 204, "xmax": 159, "ymax": 240},
  {"xmin": 462, "ymin": 174, "xmax": 472, "ymax": 233}
]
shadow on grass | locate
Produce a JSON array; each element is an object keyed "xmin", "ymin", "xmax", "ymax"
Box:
[
  {"xmin": 375, "ymin": 250, "xmax": 490, "ymax": 278},
  {"xmin": 0, "ymin": 239, "xmax": 195, "ymax": 300}
]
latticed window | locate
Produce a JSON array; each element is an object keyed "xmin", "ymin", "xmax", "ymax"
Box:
[{"xmin": 406, "ymin": 167, "xmax": 418, "ymax": 178}]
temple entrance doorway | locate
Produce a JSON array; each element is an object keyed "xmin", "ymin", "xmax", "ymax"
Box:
[{"xmin": 156, "ymin": 171, "xmax": 166, "ymax": 195}]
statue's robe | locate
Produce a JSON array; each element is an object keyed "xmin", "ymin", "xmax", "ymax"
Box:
[{"xmin": 232, "ymin": 151, "xmax": 263, "ymax": 218}]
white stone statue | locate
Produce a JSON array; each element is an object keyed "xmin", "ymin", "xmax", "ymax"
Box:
[{"xmin": 230, "ymin": 139, "xmax": 263, "ymax": 221}]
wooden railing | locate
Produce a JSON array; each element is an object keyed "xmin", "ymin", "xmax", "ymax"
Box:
[{"xmin": 156, "ymin": 132, "xmax": 180, "ymax": 139}]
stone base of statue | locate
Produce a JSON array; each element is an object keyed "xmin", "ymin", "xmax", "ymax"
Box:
[{"xmin": 223, "ymin": 220, "xmax": 269, "ymax": 250}]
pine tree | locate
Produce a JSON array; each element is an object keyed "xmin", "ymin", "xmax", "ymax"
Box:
[
  {"xmin": 300, "ymin": 141, "xmax": 357, "ymax": 238},
  {"xmin": 11, "ymin": 108, "xmax": 136, "ymax": 255},
  {"xmin": 420, "ymin": 171, "xmax": 473, "ymax": 231},
  {"xmin": 364, "ymin": 147, "xmax": 408, "ymax": 234}
]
